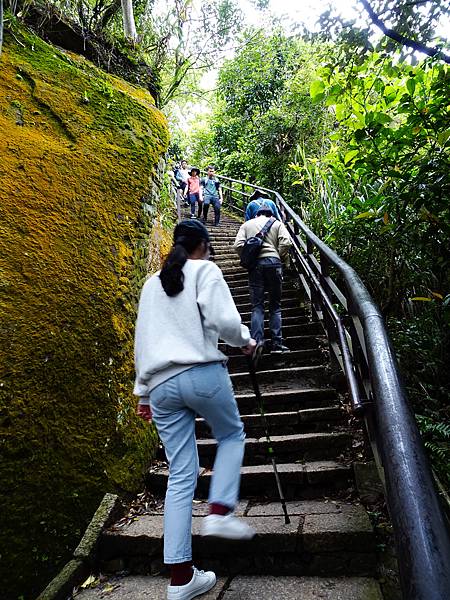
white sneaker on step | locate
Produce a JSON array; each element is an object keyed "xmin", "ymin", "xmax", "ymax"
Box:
[
  {"xmin": 201, "ymin": 513, "xmax": 256, "ymax": 540},
  {"xmin": 167, "ymin": 567, "xmax": 216, "ymax": 600}
]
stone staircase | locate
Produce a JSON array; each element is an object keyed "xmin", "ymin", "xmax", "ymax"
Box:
[{"xmin": 77, "ymin": 214, "xmax": 383, "ymax": 599}]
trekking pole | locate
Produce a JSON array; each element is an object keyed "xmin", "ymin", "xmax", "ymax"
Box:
[{"xmin": 247, "ymin": 346, "xmax": 290, "ymax": 525}]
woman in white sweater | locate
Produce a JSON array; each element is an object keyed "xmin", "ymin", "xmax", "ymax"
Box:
[{"xmin": 134, "ymin": 219, "xmax": 256, "ymax": 600}]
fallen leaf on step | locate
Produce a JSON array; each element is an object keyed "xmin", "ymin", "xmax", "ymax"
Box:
[{"xmin": 81, "ymin": 575, "xmax": 98, "ymax": 588}]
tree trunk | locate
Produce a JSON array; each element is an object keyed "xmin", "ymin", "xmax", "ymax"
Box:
[{"xmin": 121, "ymin": 0, "xmax": 137, "ymax": 43}]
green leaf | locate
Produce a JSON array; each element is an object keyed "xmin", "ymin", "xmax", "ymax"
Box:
[
  {"xmin": 374, "ymin": 112, "xmax": 392, "ymax": 125},
  {"xmin": 335, "ymin": 103, "xmax": 346, "ymax": 120},
  {"xmin": 373, "ymin": 78, "xmax": 385, "ymax": 94},
  {"xmin": 353, "ymin": 128, "xmax": 366, "ymax": 141},
  {"xmin": 355, "ymin": 211, "xmax": 375, "ymax": 219},
  {"xmin": 406, "ymin": 78, "xmax": 416, "ymax": 95},
  {"xmin": 437, "ymin": 130, "xmax": 450, "ymax": 145},
  {"xmin": 411, "ymin": 297, "xmax": 432, "ymax": 302},
  {"xmin": 344, "ymin": 150, "xmax": 359, "ymax": 165},
  {"xmin": 310, "ymin": 79, "xmax": 325, "ymax": 100}
]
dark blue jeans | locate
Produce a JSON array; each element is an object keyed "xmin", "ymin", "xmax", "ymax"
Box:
[
  {"xmin": 188, "ymin": 193, "xmax": 202, "ymax": 217},
  {"xmin": 203, "ymin": 196, "xmax": 221, "ymax": 225},
  {"xmin": 248, "ymin": 257, "xmax": 283, "ymax": 347}
]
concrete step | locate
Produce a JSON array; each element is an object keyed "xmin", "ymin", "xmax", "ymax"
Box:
[
  {"xmin": 222, "ymin": 266, "xmax": 250, "ymax": 276},
  {"xmin": 146, "ymin": 460, "xmax": 353, "ymax": 500},
  {"xmin": 239, "ymin": 307, "xmax": 310, "ymax": 321},
  {"xmin": 74, "ymin": 574, "xmax": 382, "ymax": 600},
  {"xmin": 215, "ymin": 259, "xmax": 245, "ymax": 269},
  {"xmin": 210, "ymin": 238, "xmax": 238, "ymax": 245},
  {"xmin": 233, "ymin": 386, "xmax": 338, "ymax": 413},
  {"xmin": 213, "ymin": 248, "xmax": 238, "ymax": 255},
  {"xmin": 224, "ymin": 272, "xmax": 252, "ymax": 284},
  {"xmin": 219, "ymin": 334, "xmax": 324, "ymax": 355},
  {"xmin": 189, "ymin": 431, "xmax": 352, "ymax": 467},
  {"xmin": 241, "ymin": 316, "xmax": 319, "ymax": 331},
  {"xmin": 98, "ymin": 501, "xmax": 376, "ymax": 577},
  {"xmin": 209, "ymin": 231, "xmax": 240, "ymax": 237},
  {"xmin": 230, "ymin": 365, "xmax": 330, "ymax": 392},
  {"xmin": 214, "ymin": 251, "xmax": 240, "ymax": 260},
  {"xmin": 196, "ymin": 406, "xmax": 344, "ymax": 438},
  {"xmin": 241, "ymin": 322, "xmax": 323, "ymax": 339},
  {"xmin": 210, "ymin": 238, "xmax": 239, "ymax": 245},
  {"xmin": 227, "ymin": 348, "xmax": 324, "ymax": 372},
  {"xmin": 209, "ymin": 229, "xmax": 240, "ymax": 236}
]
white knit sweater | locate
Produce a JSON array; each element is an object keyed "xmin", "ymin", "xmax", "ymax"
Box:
[{"xmin": 134, "ymin": 259, "xmax": 250, "ymax": 397}]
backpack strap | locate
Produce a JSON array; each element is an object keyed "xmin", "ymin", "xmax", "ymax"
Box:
[{"xmin": 255, "ymin": 217, "xmax": 276, "ymax": 240}]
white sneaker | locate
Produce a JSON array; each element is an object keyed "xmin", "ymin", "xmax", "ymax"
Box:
[
  {"xmin": 201, "ymin": 513, "xmax": 256, "ymax": 540},
  {"xmin": 167, "ymin": 567, "xmax": 216, "ymax": 600}
]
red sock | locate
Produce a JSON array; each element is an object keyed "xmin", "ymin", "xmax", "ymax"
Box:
[
  {"xmin": 170, "ymin": 561, "xmax": 193, "ymax": 586},
  {"xmin": 209, "ymin": 502, "xmax": 232, "ymax": 516}
]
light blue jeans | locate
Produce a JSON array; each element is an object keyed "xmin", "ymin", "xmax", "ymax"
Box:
[{"xmin": 150, "ymin": 361, "xmax": 245, "ymax": 564}]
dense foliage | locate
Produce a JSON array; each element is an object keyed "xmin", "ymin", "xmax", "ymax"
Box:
[
  {"xmin": 188, "ymin": 30, "xmax": 331, "ymax": 194},
  {"xmin": 14, "ymin": 0, "xmax": 244, "ymax": 106},
  {"xmin": 302, "ymin": 49, "xmax": 450, "ymax": 487}
]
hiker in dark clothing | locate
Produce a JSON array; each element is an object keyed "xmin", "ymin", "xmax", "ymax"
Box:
[{"xmin": 234, "ymin": 202, "xmax": 292, "ymax": 353}]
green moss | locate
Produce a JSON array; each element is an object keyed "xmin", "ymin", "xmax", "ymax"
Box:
[{"xmin": 0, "ymin": 22, "xmax": 170, "ymax": 599}]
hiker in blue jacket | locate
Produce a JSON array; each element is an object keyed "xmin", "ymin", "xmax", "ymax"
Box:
[
  {"xmin": 245, "ymin": 189, "xmax": 282, "ymax": 221},
  {"xmin": 200, "ymin": 166, "xmax": 223, "ymax": 226}
]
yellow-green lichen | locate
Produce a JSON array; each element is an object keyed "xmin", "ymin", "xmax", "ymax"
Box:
[{"xmin": 0, "ymin": 22, "xmax": 170, "ymax": 599}]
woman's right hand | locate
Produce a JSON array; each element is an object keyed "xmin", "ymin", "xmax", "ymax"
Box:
[{"xmin": 241, "ymin": 338, "xmax": 257, "ymax": 355}]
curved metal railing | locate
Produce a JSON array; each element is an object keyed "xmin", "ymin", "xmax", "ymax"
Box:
[{"xmin": 218, "ymin": 174, "xmax": 450, "ymax": 600}]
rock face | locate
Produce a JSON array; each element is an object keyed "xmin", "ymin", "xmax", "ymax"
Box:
[{"xmin": 0, "ymin": 22, "xmax": 170, "ymax": 598}]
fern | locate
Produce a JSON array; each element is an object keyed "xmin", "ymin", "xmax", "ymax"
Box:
[
  {"xmin": 416, "ymin": 415, "xmax": 450, "ymax": 440},
  {"xmin": 416, "ymin": 414, "xmax": 450, "ymax": 490}
]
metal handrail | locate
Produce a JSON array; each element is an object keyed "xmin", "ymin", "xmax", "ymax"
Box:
[{"xmin": 217, "ymin": 173, "xmax": 450, "ymax": 600}]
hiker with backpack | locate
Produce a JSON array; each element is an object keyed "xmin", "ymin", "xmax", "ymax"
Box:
[
  {"xmin": 184, "ymin": 167, "xmax": 203, "ymax": 219},
  {"xmin": 233, "ymin": 202, "xmax": 292, "ymax": 353},
  {"xmin": 134, "ymin": 219, "xmax": 256, "ymax": 600},
  {"xmin": 200, "ymin": 165, "xmax": 223, "ymax": 226},
  {"xmin": 245, "ymin": 189, "xmax": 282, "ymax": 221}
]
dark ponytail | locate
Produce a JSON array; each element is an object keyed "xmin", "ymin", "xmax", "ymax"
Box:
[{"xmin": 159, "ymin": 235, "xmax": 204, "ymax": 296}]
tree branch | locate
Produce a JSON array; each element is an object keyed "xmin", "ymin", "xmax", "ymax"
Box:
[{"xmin": 360, "ymin": 0, "xmax": 450, "ymax": 64}]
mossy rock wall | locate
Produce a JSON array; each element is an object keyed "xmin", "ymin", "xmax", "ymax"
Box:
[{"xmin": 0, "ymin": 24, "xmax": 170, "ymax": 599}]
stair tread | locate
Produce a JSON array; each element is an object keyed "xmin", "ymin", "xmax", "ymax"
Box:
[
  {"xmin": 197, "ymin": 431, "xmax": 351, "ymax": 447},
  {"xmin": 103, "ymin": 502, "xmax": 374, "ymax": 552},
  {"xmin": 234, "ymin": 386, "xmax": 336, "ymax": 400},
  {"xmin": 148, "ymin": 459, "xmax": 351, "ymax": 480},
  {"xmin": 233, "ymin": 365, "xmax": 325, "ymax": 375},
  {"xmin": 197, "ymin": 406, "xmax": 342, "ymax": 424},
  {"xmin": 75, "ymin": 574, "xmax": 382, "ymax": 600}
]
